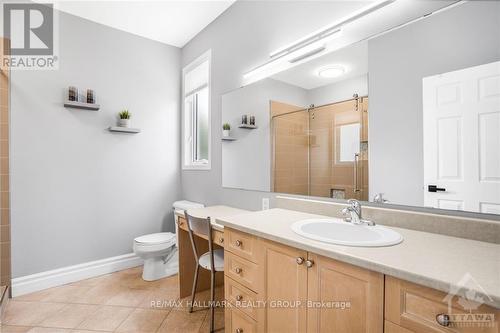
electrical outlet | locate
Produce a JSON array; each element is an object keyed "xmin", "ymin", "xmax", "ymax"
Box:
[{"xmin": 262, "ymin": 197, "xmax": 270, "ymax": 210}]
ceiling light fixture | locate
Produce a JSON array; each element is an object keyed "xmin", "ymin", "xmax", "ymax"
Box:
[
  {"xmin": 317, "ymin": 65, "xmax": 346, "ymax": 78},
  {"xmin": 243, "ymin": 0, "xmax": 394, "ymax": 85}
]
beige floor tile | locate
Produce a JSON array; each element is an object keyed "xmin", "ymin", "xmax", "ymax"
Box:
[
  {"xmin": 157, "ymin": 308, "xmax": 207, "ymax": 333},
  {"xmin": 115, "ymin": 308, "xmax": 168, "ymax": 333},
  {"xmin": 34, "ymin": 285, "xmax": 94, "ymax": 303},
  {"xmin": 104, "ymin": 288, "xmax": 150, "ymax": 307},
  {"xmin": 2, "ymin": 301, "xmax": 66, "ymax": 326},
  {"xmin": 73, "ymin": 282, "xmax": 124, "ymax": 305},
  {"xmin": 26, "ymin": 328, "xmax": 71, "ymax": 333},
  {"xmin": 71, "ymin": 273, "xmax": 115, "ymax": 287},
  {"xmin": 138, "ymin": 286, "xmax": 180, "ymax": 310},
  {"xmin": 199, "ymin": 308, "xmax": 225, "ymax": 333},
  {"xmin": 38, "ymin": 304, "xmax": 99, "ymax": 329},
  {"xmin": 0, "ymin": 326, "xmax": 33, "ymax": 333},
  {"xmin": 76, "ymin": 305, "xmax": 133, "ymax": 332},
  {"xmin": 13, "ymin": 289, "xmax": 54, "ymax": 302}
]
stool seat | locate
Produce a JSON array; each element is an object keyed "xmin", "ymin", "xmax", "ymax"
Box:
[{"xmin": 199, "ymin": 249, "xmax": 224, "ymax": 271}]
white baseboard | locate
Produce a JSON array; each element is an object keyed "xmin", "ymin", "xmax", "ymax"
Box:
[{"xmin": 12, "ymin": 253, "xmax": 143, "ymax": 297}]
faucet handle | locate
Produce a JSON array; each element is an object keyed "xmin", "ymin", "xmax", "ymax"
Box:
[
  {"xmin": 347, "ymin": 199, "xmax": 360, "ymax": 207},
  {"xmin": 341, "ymin": 207, "xmax": 352, "ymax": 222}
]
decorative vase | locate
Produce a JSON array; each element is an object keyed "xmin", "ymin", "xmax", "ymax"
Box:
[
  {"xmin": 118, "ymin": 119, "xmax": 131, "ymax": 128},
  {"xmin": 222, "ymin": 130, "xmax": 230, "ymax": 137}
]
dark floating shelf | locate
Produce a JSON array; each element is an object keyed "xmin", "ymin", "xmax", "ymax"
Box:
[
  {"xmin": 108, "ymin": 127, "xmax": 141, "ymax": 134},
  {"xmin": 238, "ymin": 124, "xmax": 258, "ymax": 129},
  {"xmin": 64, "ymin": 100, "xmax": 100, "ymax": 111}
]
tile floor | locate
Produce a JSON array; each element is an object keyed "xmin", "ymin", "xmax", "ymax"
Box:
[{"xmin": 0, "ymin": 267, "xmax": 225, "ymax": 333}]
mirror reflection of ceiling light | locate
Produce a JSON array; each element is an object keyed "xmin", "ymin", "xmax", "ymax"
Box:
[
  {"xmin": 317, "ymin": 66, "xmax": 346, "ymax": 78},
  {"xmin": 242, "ymin": 0, "xmax": 394, "ymax": 85}
]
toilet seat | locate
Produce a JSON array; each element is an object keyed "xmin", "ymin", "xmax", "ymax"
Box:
[
  {"xmin": 134, "ymin": 232, "xmax": 175, "ymax": 245},
  {"xmin": 134, "ymin": 232, "xmax": 176, "ymax": 254}
]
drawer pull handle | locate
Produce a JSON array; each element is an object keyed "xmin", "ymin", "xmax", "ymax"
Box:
[
  {"xmin": 436, "ymin": 313, "xmax": 451, "ymax": 327},
  {"xmin": 236, "ymin": 329, "xmax": 243, "ymax": 333},
  {"xmin": 219, "ymin": 237, "xmax": 224, "ymax": 243},
  {"xmin": 296, "ymin": 257, "xmax": 304, "ymax": 265},
  {"xmin": 235, "ymin": 240, "xmax": 242, "ymax": 247},
  {"xmin": 305, "ymin": 260, "xmax": 314, "ymax": 268},
  {"xmin": 235, "ymin": 267, "xmax": 242, "ymax": 274},
  {"xmin": 236, "ymin": 295, "xmax": 243, "ymax": 301}
]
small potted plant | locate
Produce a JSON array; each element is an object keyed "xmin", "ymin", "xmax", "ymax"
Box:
[
  {"xmin": 222, "ymin": 123, "xmax": 231, "ymax": 137},
  {"xmin": 118, "ymin": 110, "xmax": 131, "ymax": 128}
]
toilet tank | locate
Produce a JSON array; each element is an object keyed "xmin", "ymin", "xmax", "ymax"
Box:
[{"xmin": 172, "ymin": 200, "xmax": 205, "ymax": 247}]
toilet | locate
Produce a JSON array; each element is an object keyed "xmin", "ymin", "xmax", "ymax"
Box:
[{"xmin": 133, "ymin": 200, "xmax": 204, "ymax": 281}]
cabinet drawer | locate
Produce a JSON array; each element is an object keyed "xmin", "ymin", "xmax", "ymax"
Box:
[
  {"xmin": 226, "ymin": 307, "xmax": 257, "ymax": 333},
  {"xmin": 225, "ymin": 251, "xmax": 260, "ymax": 292},
  {"xmin": 385, "ymin": 276, "xmax": 499, "ymax": 333},
  {"xmin": 212, "ymin": 229, "xmax": 224, "ymax": 247},
  {"xmin": 225, "ymin": 228, "xmax": 259, "ymax": 263},
  {"xmin": 225, "ymin": 276, "xmax": 259, "ymax": 320}
]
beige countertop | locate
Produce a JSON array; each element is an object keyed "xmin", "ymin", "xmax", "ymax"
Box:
[
  {"xmin": 216, "ymin": 208, "xmax": 500, "ymax": 308},
  {"xmin": 175, "ymin": 205, "xmax": 250, "ymax": 231}
]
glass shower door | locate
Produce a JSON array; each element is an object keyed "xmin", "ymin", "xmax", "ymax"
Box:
[
  {"xmin": 309, "ymin": 98, "xmax": 369, "ymax": 200},
  {"xmin": 271, "ymin": 102, "xmax": 310, "ymax": 196}
]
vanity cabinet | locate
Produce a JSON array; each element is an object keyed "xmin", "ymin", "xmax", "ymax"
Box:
[
  {"xmin": 224, "ymin": 228, "xmax": 384, "ymax": 333},
  {"xmin": 224, "ymin": 228, "xmax": 499, "ymax": 333},
  {"xmin": 385, "ymin": 276, "xmax": 499, "ymax": 333},
  {"xmin": 261, "ymin": 239, "xmax": 308, "ymax": 333},
  {"xmin": 307, "ymin": 253, "xmax": 384, "ymax": 333}
]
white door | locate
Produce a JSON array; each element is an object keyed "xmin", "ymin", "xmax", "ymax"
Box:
[{"xmin": 423, "ymin": 61, "xmax": 500, "ymax": 214}]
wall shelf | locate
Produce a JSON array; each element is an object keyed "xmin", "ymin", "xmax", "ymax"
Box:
[
  {"xmin": 64, "ymin": 100, "xmax": 100, "ymax": 111},
  {"xmin": 222, "ymin": 137, "xmax": 237, "ymax": 141},
  {"xmin": 108, "ymin": 127, "xmax": 141, "ymax": 134},
  {"xmin": 238, "ymin": 124, "xmax": 258, "ymax": 129}
]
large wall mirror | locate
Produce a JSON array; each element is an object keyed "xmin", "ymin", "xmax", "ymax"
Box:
[{"xmin": 221, "ymin": 1, "xmax": 500, "ymax": 216}]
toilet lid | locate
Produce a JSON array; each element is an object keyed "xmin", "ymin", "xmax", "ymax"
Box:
[{"xmin": 134, "ymin": 232, "xmax": 175, "ymax": 245}]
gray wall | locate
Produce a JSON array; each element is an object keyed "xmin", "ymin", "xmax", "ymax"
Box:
[
  {"xmin": 307, "ymin": 74, "xmax": 368, "ymax": 106},
  {"xmin": 222, "ymin": 78, "xmax": 308, "ymax": 192},
  {"xmin": 368, "ymin": 1, "xmax": 500, "ymax": 206},
  {"xmin": 11, "ymin": 12, "xmax": 181, "ymax": 277},
  {"xmin": 181, "ymin": 0, "xmax": 370, "ymax": 210}
]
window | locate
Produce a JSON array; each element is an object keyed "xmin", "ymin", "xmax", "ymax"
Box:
[{"xmin": 182, "ymin": 50, "xmax": 211, "ymax": 169}]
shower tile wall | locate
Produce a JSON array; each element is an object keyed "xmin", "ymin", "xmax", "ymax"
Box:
[
  {"xmin": 309, "ymin": 99, "xmax": 369, "ymax": 200},
  {"xmin": 272, "ymin": 101, "xmax": 309, "ymax": 195},
  {"xmin": 0, "ymin": 38, "xmax": 10, "ymax": 288}
]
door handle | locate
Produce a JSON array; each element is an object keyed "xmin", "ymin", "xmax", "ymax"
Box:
[
  {"xmin": 428, "ymin": 185, "xmax": 446, "ymax": 192},
  {"xmin": 353, "ymin": 153, "xmax": 360, "ymax": 193}
]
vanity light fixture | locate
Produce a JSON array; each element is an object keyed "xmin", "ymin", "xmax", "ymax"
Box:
[
  {"xmin": 243, "ymin": 0, "xmax": 394, "ymax": 84},
  {"xmin": 317, "ymin": 65, "xmax": 346, "ymax": 78}
]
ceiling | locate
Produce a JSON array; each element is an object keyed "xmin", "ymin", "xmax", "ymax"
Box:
[
  {"xmin": 272, "ymin": 41, "xmax": 368, "ymax": 90},
  {"xmin": 45, "ymin": 1, "xmax": 235, "ymax": 48}
]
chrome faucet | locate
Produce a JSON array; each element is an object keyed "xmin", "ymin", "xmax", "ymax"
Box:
[{"xmin": 342, "ymin": 199, "xmax": 375, "ymax": 226}]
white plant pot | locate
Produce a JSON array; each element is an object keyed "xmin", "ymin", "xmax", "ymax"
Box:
[
  {"xmin": 222, "ymin": 130, "xmax": 230, "ymax": 137},
  {"xmin": 118, "ymin": 119, "xmax": 131, "ymax": 128}
]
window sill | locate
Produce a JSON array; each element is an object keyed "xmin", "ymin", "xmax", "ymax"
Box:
[{"xmin": 182, "ymin": 164, "xmax": 211, "ymax": 171}]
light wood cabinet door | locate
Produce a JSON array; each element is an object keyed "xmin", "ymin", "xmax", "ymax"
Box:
[
  {"xmin": 307, "ymin": 253, "xmax": 384, "ymax": 333},
  {"xmin": 385, "ymin": 276, "xmax": 500, "ymax": 333},
  {"xmin": 261, "ymin": 239, "xmax": 308, "ymax": 333}
]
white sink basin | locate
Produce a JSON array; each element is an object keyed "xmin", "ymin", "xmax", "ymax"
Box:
[{"xmin": 291, "ymin": 218, "xmax": 403, "ymax": 247}]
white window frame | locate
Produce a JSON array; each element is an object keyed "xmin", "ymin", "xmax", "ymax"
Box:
[{"xmin": 182, "ymin": 50, "xmax": 212, "ymax": 170}]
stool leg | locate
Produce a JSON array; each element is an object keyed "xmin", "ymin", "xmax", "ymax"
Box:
[
  {"xmin": 210, "ymin": 270, "xmax": 215, "ymax": 333},
  {"xmin": 189, "ymin": 264, "xmax": 200, "ymax": 313}
]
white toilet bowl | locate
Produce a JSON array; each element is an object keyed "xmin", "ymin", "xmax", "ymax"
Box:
[{"xmin": 133, "ymin": 232, "xmax": 177, "ymax": 281}]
